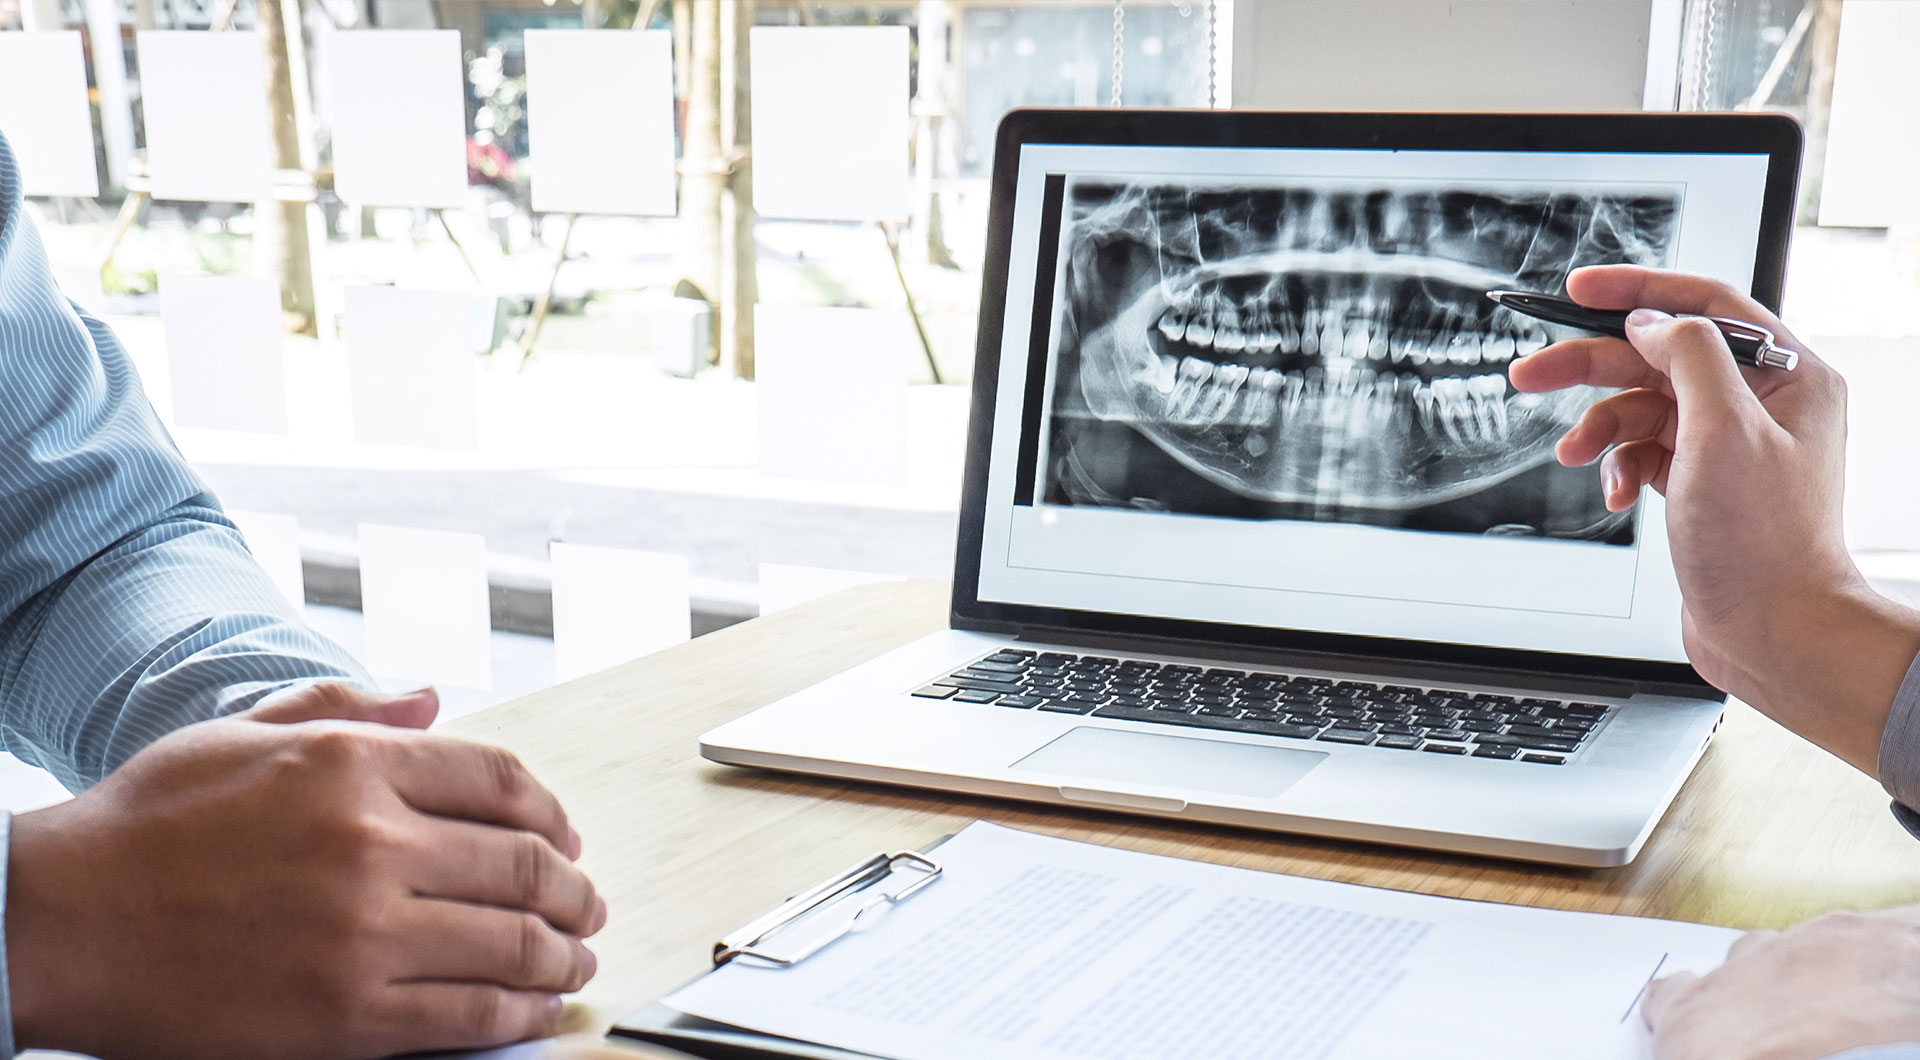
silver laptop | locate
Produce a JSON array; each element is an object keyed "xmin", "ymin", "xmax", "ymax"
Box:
[{"xmin": 703, "ymin": 109, "xmax": 1804, "ymax": 867}]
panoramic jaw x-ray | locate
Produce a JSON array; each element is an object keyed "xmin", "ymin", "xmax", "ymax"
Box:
[{"xmin": 1045, "ymin": 178, "xmax": 1683, "ymax": 544}]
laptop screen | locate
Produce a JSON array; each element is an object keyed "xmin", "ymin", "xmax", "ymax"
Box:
[{"xmin": 966, "ymin": 122, "xmax": 1789, "ymax": 673}]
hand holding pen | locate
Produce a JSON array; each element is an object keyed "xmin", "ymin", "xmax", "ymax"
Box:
[
  {"xmin": 1500, "ymin": 266, "xmax": 1906, "ymax": 780},
  {"xmin": 1487, "ymin": 290, "xmax": 1798, "ymax": 370}
]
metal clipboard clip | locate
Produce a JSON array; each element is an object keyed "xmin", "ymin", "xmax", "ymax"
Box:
[{"xmin": 712, "ymin": 849, "xmax": 944, "ymax": 968}]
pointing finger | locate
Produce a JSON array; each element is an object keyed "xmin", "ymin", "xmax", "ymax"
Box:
[{"xmin": 1566, "ymin": 264, "xmax": 1790, "ymax": 339}]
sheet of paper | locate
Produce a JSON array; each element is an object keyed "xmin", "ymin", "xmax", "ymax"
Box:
[
  {"xmin": 524, "ymin": 30, "xmax": 677, "ymax": 217},
  {"xmin": 0, "ymin": 32, "xmax": 99, "ymax": 197},
  {"xmin": 665, "ymin": 822, "xmax": 1738, "ymax": 1060},
  {"xmin": 549, "ymin": 542, "xmax": 691, "ymax": 682},
  {"xmin": 226, "ymin": 510, "xmax": 306, "ymax": 616},
  {"xmin": 137, "ymin": 32, "xmax": 274, "ymax": 202},
  {"xmin": 749, "ymin": 26, "xmax": 909, "ymax": 222},
  {"xmin": 1818, "ymin": 0, "xmax": 1920, "ymax": 227},
  {"xmin": 343, "ymin": 285, "xmax": 480, "ymax": 450},
  {"xmin": 757, "ymin": 563, "xmax": 901, "ymax": 616},
  {"xmin": 357, "ymin": 523, "xmax": 493, "ymax": 690},
  {"xmin": 326, "ymin": 30, "xmax": 468, "ymax": 208},
  {"xmin": 755, "ymin": 305, "xmax": 910, "ymax": 486},
  {"xmin": 159, "ymin": 275, "xmax": 289, "ymax": 434}
]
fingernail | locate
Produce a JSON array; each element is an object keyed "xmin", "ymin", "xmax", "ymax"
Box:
[
  {"xmin": 547, "ymin": 995, "xmax": 564, "ymax": 1018},
  {"xmin": 568, "ymin": 827, "xmax": 583, "ymax": 859},
  {"xmin": 595, "ymin": 895, "xmax": 609, "ymax": 930},
  {"xmin": 1605, "ymin": 465, "xmax": 1623, "ymax": 498},
  {"xmin": 582, "ymin": 947, "xmax": 598, "ymax": 977},
  {"xmin": 1626, "ymin": 307, "xmax": 1666, "ymax": 327}
]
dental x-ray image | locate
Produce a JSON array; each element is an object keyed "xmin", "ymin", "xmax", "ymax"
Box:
[{"xmin": 1040, "ymin": 177, "xmax": 1684, "ymax": 544}]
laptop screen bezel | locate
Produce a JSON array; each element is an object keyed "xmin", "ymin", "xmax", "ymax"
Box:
[{"xmin": 950, "ymin": 108, "xmax": 1803, "ymax": 694}]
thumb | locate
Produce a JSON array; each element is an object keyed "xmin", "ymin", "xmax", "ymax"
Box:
[
  {"xmin": 1624, "ymin": 308, "xmax": 1765, "ymax": 430},
  {"xmin": 1639, "ymin": 970, "xmax": 1698, "ymax": 1030},
  {"xmin": 246, "ymin": 683, "xmax": 441, "ymax": 729}
]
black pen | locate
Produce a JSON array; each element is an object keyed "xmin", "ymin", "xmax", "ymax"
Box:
[{"xmin": 1485, "ymin": 290, "xmax": 1798, "ymax": 371}]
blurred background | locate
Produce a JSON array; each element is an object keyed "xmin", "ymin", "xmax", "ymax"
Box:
[{"xmin": 0, "ymin": 0, "xmax": 1915, "ymax": 807}]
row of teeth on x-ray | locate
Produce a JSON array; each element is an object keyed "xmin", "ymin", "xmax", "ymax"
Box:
[
  {"xmin": 1147, "ymin": 358, "xmax": 1519, "ymax": 447},
  {"xmin": 1153, "ymin": 293, "xmax": 1549, "ymax": 368}
]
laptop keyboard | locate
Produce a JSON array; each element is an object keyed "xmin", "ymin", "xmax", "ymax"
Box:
[{"xmin": 912, "ymin": 649, "xmax": 1613, "ymax": 765}]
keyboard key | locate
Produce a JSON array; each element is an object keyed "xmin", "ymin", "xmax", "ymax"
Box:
[
  {"xmin": 998, "ymin": 695, "xmax": 1046, "ymax": 708},
  {"xmin": 1502, "ymin": 724, "xmax": 1561, "ymax": 741},
  {"xmin": 1472, "ymin": 744, "xmax": 1520, "ymax": 760},
  {"xmin": 911, "ymin": 685, "xmax": 957, "ymax": 699},
  {"xmin": 991, "ymin": 648, "xmax": 1036, "ymax": 659},
  {"xmin": 936, "ymin": 677, "xmax": 1024, "ymax": 694},
  {"xmin": 1318, "ymin": 729, "xmax": 1376, "ymax": 745},
  {"xmin": 955, "ymin": 668, "xmax": 1020, "ymax": 683},
  {"xmin": 1203, "ymin": 668, "xmax": 1246, "ymax": 679},
  {"xmin": 1423, "ymin": 743, "xmax": 1470, "ymax": 755},
  {"xmin": 952, "ymin": 690, "xmax": 1001, "ymax": 704},
  {"xmin": 1195, "ymin": 704, "xmax": 1243, "ymax": 717},
  {"xmin": 1521, "ymin": 753, "xmax": 1567, "ymax": 765},
  {"xmin": 1035, "ymin": 652, "xmax": 1078, "ymax": 666},
  {"xmin": 1149, "ymin": 700, "xmax": 1197, "ymax": 713},
  {"xmin": 1040, "ymin": 699, "xmax": 1101, "ymax": 714},
  {"xmin": 1375, "ymin": 735, "xmax": 1425, "ymax": 750},
  {"xmin": 1109, "ymin": 696, "xmax": 1152, "ymax": 709},
  {"xmin": 968, "ymin": 660, "xmax": 1028, "ymax": 674},
  {"xmin": 1474, "ymin": 733, "xmax": 1580, "ymax": 754}
]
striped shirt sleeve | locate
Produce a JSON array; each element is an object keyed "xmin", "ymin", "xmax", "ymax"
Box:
[{"xmin": 0, "ymin": 131, "xmax": 372, "ymax": 1056}]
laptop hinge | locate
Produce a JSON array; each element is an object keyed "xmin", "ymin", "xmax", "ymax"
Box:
[{"xmin": 1011, "ymin": 627, "xmax": 1692, "ymax": 700}]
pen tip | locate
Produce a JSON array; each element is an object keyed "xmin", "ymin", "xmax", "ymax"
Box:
[{"xmin": 1485, "ymin": 291, "xmax": 1506, "ymax": 304}]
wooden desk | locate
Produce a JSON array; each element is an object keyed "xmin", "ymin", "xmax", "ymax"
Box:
[{"xmin": 443, "ymin": 580, "xmax": 1920, "ymax": 1037}]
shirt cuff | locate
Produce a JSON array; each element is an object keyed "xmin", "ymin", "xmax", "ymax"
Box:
[
  {"xmin": 1877, "ymin": 650, "xmax": 1920, "ymax": 834},
  {"xmin": 1, "ymin": 810, "xmax": 15, "ymax": 1059}
]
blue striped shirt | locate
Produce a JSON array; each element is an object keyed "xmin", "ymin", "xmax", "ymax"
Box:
[{"xmin": 0, "ymin": 132, "xmax": 370, "ymax": 1055}]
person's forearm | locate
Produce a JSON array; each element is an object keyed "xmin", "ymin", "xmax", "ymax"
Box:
[
  {"xmin": 1730, "ymin": 578, "xmax": 1920, "ymax": 778},
  {"xmin": 0, "ymin": 498, "xmax": 373, "ymax": 789}
]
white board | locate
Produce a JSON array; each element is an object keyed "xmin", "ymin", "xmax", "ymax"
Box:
[
  {"xmin": 750, "ymin": 26, "xmax": 909, "ymax": 222},
  {"xmin": 226, "ymin": 510, "xmax": 306, "ymax": 616},
  {"xmin": 325, "ymin": 30, "xmax": 469, "ymax": 208},
  {"xmin": 755, "ymin": 305, "xmax": 911, "ymax": 486},
  {"xmin": 358, "ymin": 523, "xmax": 493, "ymax": 690},
  {"xmin": 549, "ymin": 542, "xmax": 691, "ymax": 682},
  {"xmin": 1819, "ymin": 0, "xmax": 1920, "ymax": 228},
  {"xmin": 159, "ymin": 275, "xmax": 289, "ymax": 435},
  {"xmin": 524, "ymin": 30, "xmax": 677, "ymax": 217},
  {"xmin": 0, "ymin": 32, "xmax": 99, "ymax": 197},
  {"xmin": 137, "ymin": 32, "xmax": 274, "ymax": 202},
  {"xmin": 757, "ymin": 563, "xmax": 901, "ymax": 616},
  {"xmin": 343, "ymin": 285, "xmax": 480, "ymax": 450}
]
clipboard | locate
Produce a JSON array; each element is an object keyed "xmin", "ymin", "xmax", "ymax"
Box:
[{"xmin": 609, "ymin": 840, "xmax": 949, "ymax": 1060}]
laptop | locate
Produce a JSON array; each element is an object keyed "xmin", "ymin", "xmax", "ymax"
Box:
[{"xmin": 703, "ymin": 109, "xmax": 1804, "ymax": 867}]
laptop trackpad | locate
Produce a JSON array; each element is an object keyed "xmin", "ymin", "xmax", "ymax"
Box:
[{"xmin": 1012, "ymin": 726, "xmax": 1328, "ymax": 800}]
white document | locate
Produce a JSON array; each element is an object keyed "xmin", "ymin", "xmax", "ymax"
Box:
[
  {"xmin": 757, "ymin": 563, "xmax": 901, "ymax": 616},
  {"xmin": 137, "ymin": 32, "xmax": 275, "ymax": 202},
  {"xmin": 665, "ymin": 822, "xmax": 1738, "ymax": 1060},
  {"xmin": 326, "ymin": 31, "xmax": 469, "ymax": 208},
  {"xmin": 343, "ymin": 285, "xmax": 480, "ymax": 450},
  {"xmin": 357, "ymin": 523, "xmax": 494, "ymax": 690},
  {"xmin": 524, "ymin": 30, "xmax": 677, "ymax": 217},
  {"xmin": 226, "ymin": 510, "xmax": 306, "ymax": 616},
  {"xmin": 1818, "ymin": 1, "xmax": 1920, "ymax": 228},
  {"xmin": 159, "ymin": 275, "xmax": 289, "ymax": 435},
  {"xmin": 549, "ymin": 542, "xmax": 691, "ymax": 682},
  {"xmin": 749, "ymin": 26, "xmax": 909, "ymax": 222},
  {"xmin": 0, "ymin": 32, "xmax": 99, "ymax": 197},
  {"xmin": 755, "ymin": 305, "xmax": 910, "ymax": 486}
]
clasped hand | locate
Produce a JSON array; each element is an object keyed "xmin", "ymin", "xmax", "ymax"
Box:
[{"xmin": 6, "ymin": 683, "xmax": 605, "ymax": 1060}]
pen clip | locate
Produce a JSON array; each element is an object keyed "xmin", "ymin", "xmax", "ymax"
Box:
[{"xmin": 1699, "ymin": 315, "xmax": 1773, "ymax": 345}]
